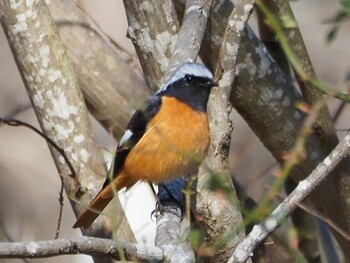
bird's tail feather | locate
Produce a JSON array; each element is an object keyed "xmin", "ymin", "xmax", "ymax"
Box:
[
  {"xmin": 73, "ymin": 172, "xmax": 135, "ymax": 229},
  {"xmin": 73, "ymin": 185, "xmax": 114, "ymax": 229}
]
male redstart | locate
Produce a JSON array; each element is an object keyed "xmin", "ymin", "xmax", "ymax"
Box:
[{"xmin": 73, "ymin": 62, "xmax": 216, "ymax": 229}]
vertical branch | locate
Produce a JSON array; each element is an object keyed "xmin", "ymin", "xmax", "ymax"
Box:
[
  {"xmin": 195, "ymin": 1, "xmax": 255, "ymax": 262},
  {"xmin": 0, "ymin": 0, "xmax": 124, "ymax": 249},
  {"xmin": 160, "ymin": 0, "xmax": 212, "ymax": 85},
  {"xmin": 259, "ymin": 0, "xmax": 338, "ymax": 146},
  {"xmin": 48, "ymin": 0, "xmax": 150, "ymax": 139},
  {"xmin": 123, "ymin": 0, "xmax": 179, "ymax": 90}
]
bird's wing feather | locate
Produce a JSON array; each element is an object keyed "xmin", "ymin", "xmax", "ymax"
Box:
[
  {"xmin": 109, "ymin": 95, "xmax": 162, "ymax": 180},
  {"xmin": 120, "ymin": 95, "xmax": 162, "ymax": 148}
]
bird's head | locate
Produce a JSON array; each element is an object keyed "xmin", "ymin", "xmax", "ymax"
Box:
[{"xmin": 158, "ymin": 63, "xmax": 216, "ymax": 112}]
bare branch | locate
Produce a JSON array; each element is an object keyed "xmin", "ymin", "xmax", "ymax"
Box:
[
  {"xmin": 229, "ymin": 132, "xmax": 350, "ymax": 262},
  {"xmin": 0, "ymin": 237, "xmax": 163, "ymax": 262},
  {"xmin": 194, "ymin": 0, "xmax": 255, "ymax": 262},
  {"xmin": 200, "ymin": 0, "xmax": 350, "ymax": 256},
  {"xmin": 47, "ymin": 0, "xmax": 138, "ymax": 242},
  {"xmin": 160, "ymin": 0, "xmax": 212, "ymax": 85},
  {"xmin": 155, "ymin": 207, "xmax": 194, "ymax": 263},
  {"xmin": 48, "ymin": 0, "xmax": 149, "ymax": 139},
  {"xmin": 0, "ymin": 0, "xmax": 114, "ymax": 245},
  {"xmin": 123, "ymin": 0, "xmax": 179, "ymax": 90}
]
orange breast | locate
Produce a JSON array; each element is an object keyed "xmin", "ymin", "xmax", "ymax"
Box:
[{"xmin": 122, "ymin": 96, "xmax": 210, "ymax": 184}]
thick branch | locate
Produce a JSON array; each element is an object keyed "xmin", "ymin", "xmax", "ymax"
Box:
[
  {"xmin": 0, "ymin": 237, "xmax": 163, "ymax": 262},
  {"xmin": 200, "ymin": 0, "xmax": 350, "ymax": 256},
  {"xmin": 123, "ymin": 0, "xmax": 179, "ymax": 90},
  {"xmin": 160, "ymin": 0, "xmax": 212, "ymax": 85},
  {"xmin": 46, "ymin": 0, "xmax": 139, "ymax": 242},
  {"xmin": 48, "ymin": 0, "xmax": 149, "ymax": 139},
  {"xmin": 256, "ymin": 3, "xmax": 322, "ymax": 260},
  {"xmin": 194, "ymin": 1, "xmax": 255, "ymax": 262},
  {"xmin": 229, "ymin": 132, "xmax": 350, "ymax": 263},
  {"xmin": 0, "ymin": 0, "xmax": 111, "ymax": 243},
  {"xmin": 155, "ymin": 206, "xmax": 194, "ymax": 263}
]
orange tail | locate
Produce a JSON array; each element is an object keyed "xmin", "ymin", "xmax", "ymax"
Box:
[
  {"xmin": 73, "ymin": 171, "xmax": 135, "ymax": 229},
  {"xmin": 73, "ymin": 185, "xmax": 114, "ymax": 229}
]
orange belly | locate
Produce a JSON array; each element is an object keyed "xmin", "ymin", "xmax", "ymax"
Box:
[{"xmin": 122, "ymin": 96, "xmax": 210, "ymax": 184}]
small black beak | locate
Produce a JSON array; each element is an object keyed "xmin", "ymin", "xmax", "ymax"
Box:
[{"xmin": 203, "ymin": 81, "xmax": 218, "ymax": 89}]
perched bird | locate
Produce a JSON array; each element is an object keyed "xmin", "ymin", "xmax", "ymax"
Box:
[{"xmin": 73, "ymin": 62, "xmax": 216, "ymax": 229}]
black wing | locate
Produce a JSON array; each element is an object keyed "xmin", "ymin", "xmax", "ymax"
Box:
[
  {"xmin": 106, "ymin": 95, "xmax": 162, "ymax": 183},
  {"xmin": 121, "ymin": 95, "xmax": 162, "ymax": 149}
]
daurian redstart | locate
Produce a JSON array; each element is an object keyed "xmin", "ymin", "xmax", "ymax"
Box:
[{"xmin": 73, "ymin": 62, "xmax": 216, "ymax": 229}]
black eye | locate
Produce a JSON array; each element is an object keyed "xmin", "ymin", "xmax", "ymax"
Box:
[{"xmin": 184, "ymin": 74, "xmax": 193, "ymax": 83}]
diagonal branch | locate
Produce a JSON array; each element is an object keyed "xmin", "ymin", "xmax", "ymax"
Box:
[
  {"xmin": 229, "ymin": 131, "xmax": 350, "ymax": 263},
  {"xmin": 48, "ymin": 0, "xmax": 149, "ymax": 139},
  {"xmin": 0, "ymin": 1, "xmax": 122, "ymax": 255},
  {"xmin": 200, "ymin": 0, "xmax": 350, "ymax": 258}
]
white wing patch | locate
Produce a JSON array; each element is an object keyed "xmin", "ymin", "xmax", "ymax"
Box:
[
  {"xmin": 118, "ymin": 129, "xmax": 133, "ymax": 147},
  {"xmin": 159, "ymin": 62, "xmax": 214, "ymax": 93}
]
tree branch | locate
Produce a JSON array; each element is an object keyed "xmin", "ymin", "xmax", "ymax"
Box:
[
  {"xmin": 123, "ymin": 0, "xmax": 179, "ymax": 90},
  {"xmin": 0, "ymin": 0, "xmax": 114, "ymax": 249},
  {"xmin": 48, "ymin": 0, "xmax": 149, "ymax": 139},
  {"xmin": 160, "ymin": 0, "xmax": 212, "ymax": 85},
  {"xmin": 0, "ymin": 237, "xmax": 163, "ymax": 262},
  {"xmin": 199, "ymin": 0, "xmax": 350, "ymax": 257},
  {"xmin": 193, "ymin": 0, "xmax": 255, "ymax": 262},
  {"xmin": 46, "ymin": 0, "xmax": 138, "ymax": 242},
  {"xmin": 229, "ymin": 131, "xmax": 350, "ymax": 262}
]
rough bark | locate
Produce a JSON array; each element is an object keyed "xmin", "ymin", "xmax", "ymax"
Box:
[
  {"xmin": 45, "ymin": 0, "xmax": 143, "ymax": 243},
  {"xmin": 200, "ymin": 0, "xmax": 350, "ymax": 259},
  {"xmin": 0, "ymin": 237, "xmax": 163, "ymax": 262},
  {"xmin": 230, "ymin": 132, "xmax": 350, "ymax": 262},
  {"xmin": 0, "ymin": 0, "xmax": 132, "ymax": 258},
  {"xmin": 256, "ymin": 4, "xmax": 321, "ymax": 260},
  {"xmin": 48, "ymin": 0, "xmax": 149, "ymax": 139},
  {"xmin": 193, "ymin": 0, "xmax": 255, "ymax": 262},
  {"xmin": 123, "ymin": 0, "xmax": 179, "ymax": 91}
]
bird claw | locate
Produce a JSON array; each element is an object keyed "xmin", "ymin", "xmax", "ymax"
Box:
[{"xmin": 151, "ymin": 201, "xmax": 165, "ymax": 221}]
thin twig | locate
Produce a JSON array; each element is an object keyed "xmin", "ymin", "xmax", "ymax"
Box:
[
  {"xmin": 0, "ymin": 118, "xmax": 76, "ymax": 179},
  {"xmin": 333, "ymin": 100, "xmax": 348, "ymax": 124},
  {"xmin": 54, "ymin": 182, "xmax": 65, "ymax": 239},
  {"xmin": 229, "ymin": 131, "xmax": 350, "ymax": 262},
  {"xmin": 0, "ymin": 118, "xmax": 76, "ymax": 239},
  {"xmin": 274, "ymin": 190, "xmax": 350, "ymax": 245},
  {"xmin": 296, "ymin": 201, "xmax": 350, "ymax": 242}
]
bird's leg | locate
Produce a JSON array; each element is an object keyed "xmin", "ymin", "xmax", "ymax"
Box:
[{"xmin": 149, "ymin": 183, "xmax": 165, "ymax": 220}]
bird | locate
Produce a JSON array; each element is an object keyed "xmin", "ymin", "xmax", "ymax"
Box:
[{"xmin": 73, "ymin": 62, "xmax": 216, "ymax": 229}]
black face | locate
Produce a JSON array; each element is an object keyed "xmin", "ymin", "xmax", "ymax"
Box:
[{"xmin": 160, "ymin": 74, "xmax": 216, "ymax": 112}]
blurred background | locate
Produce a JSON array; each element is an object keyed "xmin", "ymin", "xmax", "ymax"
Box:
[{"xmin": 0, "ymin": 0, "xmax": 349, "ymax": 262}]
